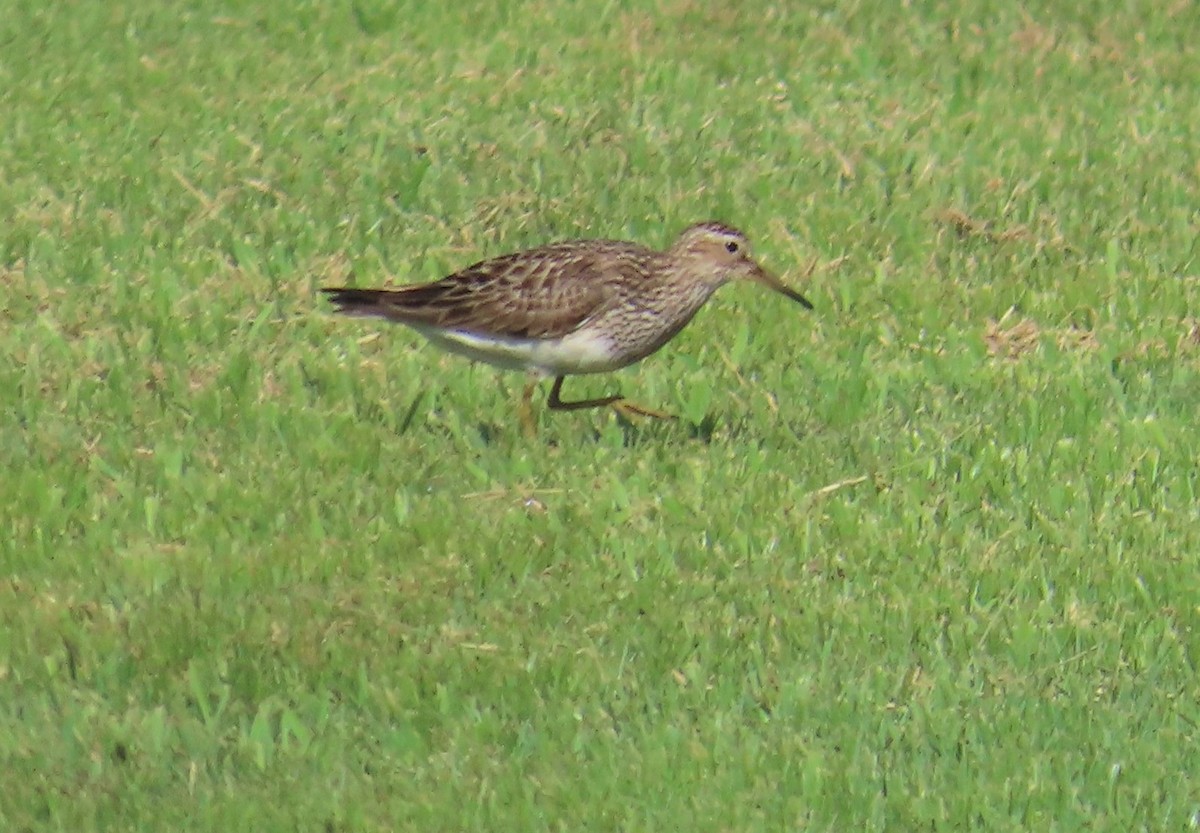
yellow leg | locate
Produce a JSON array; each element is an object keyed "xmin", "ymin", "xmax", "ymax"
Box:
[
  {"xmin": 546, "ymin": 376, "xmax": 674, "ymax": 421},
  {"xmin": 519, "ymin": 379, "xmax": 538, "ymax": 437}
]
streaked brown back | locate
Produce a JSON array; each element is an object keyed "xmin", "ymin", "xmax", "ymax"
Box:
[{"xmin": 324, "ymin": 239, "xmax": 659, "ymax": 340}]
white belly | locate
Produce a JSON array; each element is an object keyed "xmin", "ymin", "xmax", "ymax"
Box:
[{"xmin": 418, "ymin": 326, "xmax": 624, "ymax": 376}]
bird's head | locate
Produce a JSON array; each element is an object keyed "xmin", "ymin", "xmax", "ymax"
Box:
[{"xmin": 669, "ymin": 222, "xmax": 813, "ymax": 309}]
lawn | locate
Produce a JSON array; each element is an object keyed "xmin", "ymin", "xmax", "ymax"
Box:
[{"xmin": 2, "ymin": 1, "xmax": 1198, "ymax": 830}]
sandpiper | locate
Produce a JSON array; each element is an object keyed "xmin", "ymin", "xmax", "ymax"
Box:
[{"xmin": 322, "ymin": 221, "xmax": 812, "ymax": 432}]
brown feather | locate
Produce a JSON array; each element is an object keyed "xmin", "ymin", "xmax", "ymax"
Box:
[{"xmin": 323, "ymin": 239, "xmax": 663, "ymax": 341}]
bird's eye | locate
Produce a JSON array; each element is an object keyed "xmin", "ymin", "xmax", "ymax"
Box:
[{"xmin": 725, "ymin": 241, "xmax": 739, "ymax": 253}]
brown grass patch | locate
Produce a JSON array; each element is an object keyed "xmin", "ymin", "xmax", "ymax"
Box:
[
  {"xmin": 985, "ymin": 311, "xmax": 1041, "ymax": 359},
  {"xmin": 986, "ymin": 310, "xmax": 1102, "ymax": 361},
  {"xmin": 937, "ymin": 208, "xmax": 1030, "ymax": 244}
]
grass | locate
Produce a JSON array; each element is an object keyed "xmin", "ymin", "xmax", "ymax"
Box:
[{"xmin": 2, "ymin": 0, "xmax": 1199, "ymax": 829}]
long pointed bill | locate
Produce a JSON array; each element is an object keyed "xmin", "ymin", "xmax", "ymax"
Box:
[{"xmin": 748, "ymin": 264, "xmax": 814, "ymax": 310}]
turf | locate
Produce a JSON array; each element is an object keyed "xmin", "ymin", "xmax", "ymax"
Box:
[{"xmin": 2, "ymin": 1, "xmax": 1198, "ymax": 830}]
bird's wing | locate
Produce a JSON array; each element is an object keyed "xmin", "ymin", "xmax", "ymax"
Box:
[{"xmin": 330, "ymin": 241, "xmax": 650, "ymax": 340}]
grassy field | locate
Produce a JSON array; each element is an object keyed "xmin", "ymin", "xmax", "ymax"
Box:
[{"xmin": 3, "ymin": 1, "xmax": 1199, "ymax": 829}]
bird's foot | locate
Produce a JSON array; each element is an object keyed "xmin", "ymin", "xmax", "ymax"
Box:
[{"xmin": 611, "ymin": 399, "xmax": 675, "ymax": 421}]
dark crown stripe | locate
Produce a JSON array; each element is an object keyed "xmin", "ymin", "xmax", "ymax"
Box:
[{"xmin": 690, "ymin": 221, "xmax": 742, "ymax": 237}]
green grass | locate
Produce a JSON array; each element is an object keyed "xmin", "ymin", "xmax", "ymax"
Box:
[{"xmin": 3, "ymin": 0, "xmax": 1199, "ymax": 829}]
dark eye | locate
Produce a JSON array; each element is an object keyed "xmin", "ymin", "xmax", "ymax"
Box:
[{"xmin": 725, "ymin": 241, "xmax": 739, "ymax": 253}]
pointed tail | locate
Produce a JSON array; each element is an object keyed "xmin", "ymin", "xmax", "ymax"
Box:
[{"xmin": 321, "ymin": 287, "xmax": 397, "ymax": 318}]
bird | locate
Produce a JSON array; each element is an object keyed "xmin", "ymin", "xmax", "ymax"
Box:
[{"xmin": 322, "ymin": 221, "xmax": 813, "ymax": 433}]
